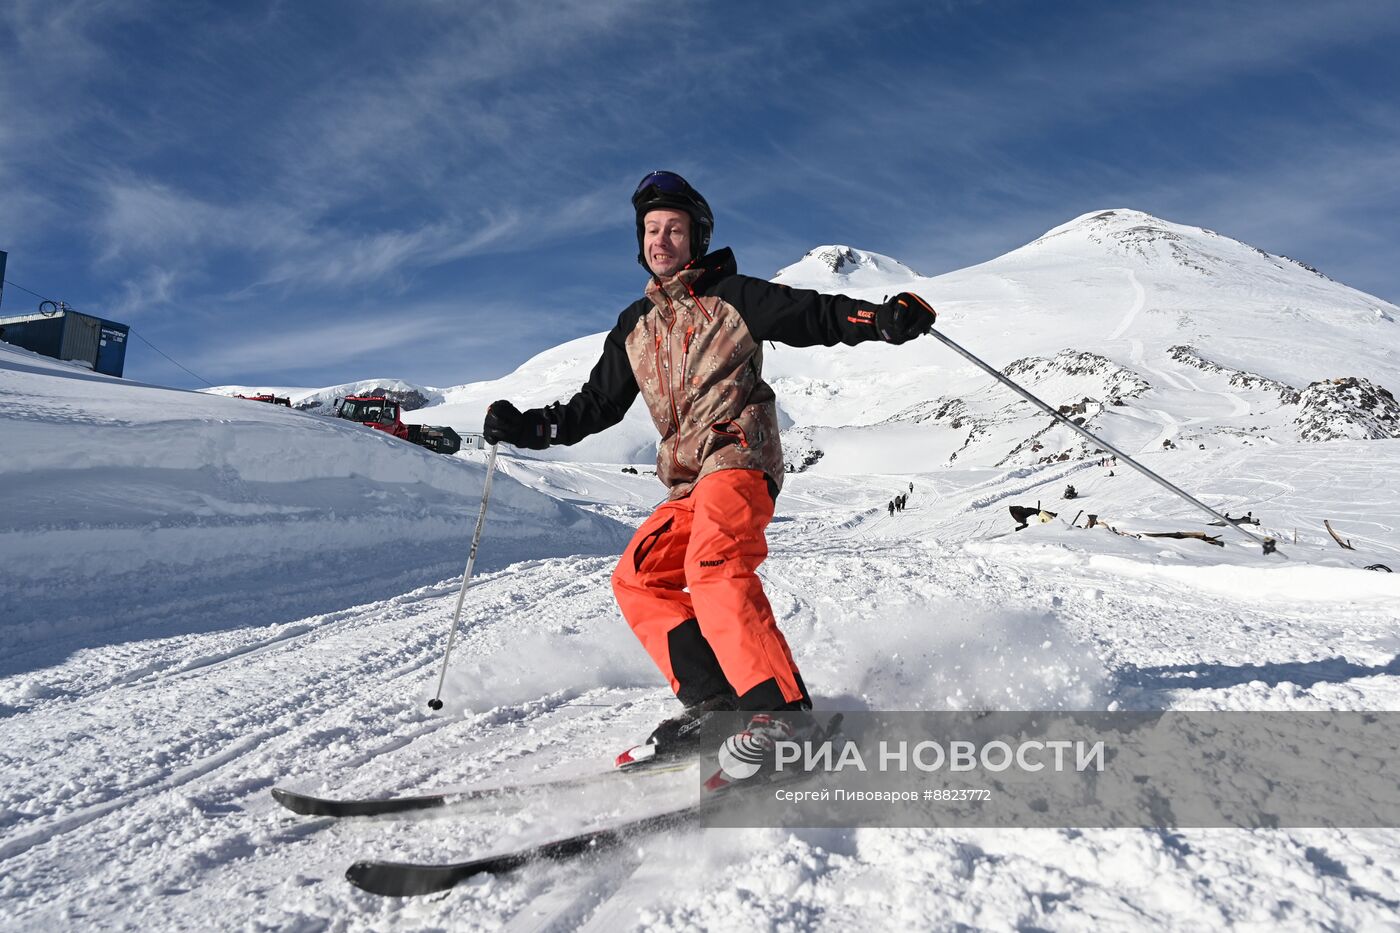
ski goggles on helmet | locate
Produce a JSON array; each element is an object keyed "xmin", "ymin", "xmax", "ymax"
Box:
[{"xmin": 632, "ymin": 170, "xmax": 697, "ymax": 207}]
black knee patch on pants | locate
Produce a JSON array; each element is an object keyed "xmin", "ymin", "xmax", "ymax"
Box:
[{"xmin": 668, "ymin": 618, "xmax": 731, "ymax": 707}]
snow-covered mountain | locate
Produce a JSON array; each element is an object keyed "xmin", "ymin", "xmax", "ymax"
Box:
[
  {"xmin": 771, "ymin": 244, "xmax": 921, "ymax": 288},
  {"xmin": 342, "ymin": 208, "xmax": 1399, "ymax": 473},
  {"xmin": 206, "ymin": 377, "xmax": 444, "ymax": 414}
]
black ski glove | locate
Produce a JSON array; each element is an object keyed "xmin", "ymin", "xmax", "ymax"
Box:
[
  {"xmin": 875, "ymin": 292, "xmax": 937, "ymax": 344},
  {"xmin": 483, "ymin": 400, "xmax": 550, "ymax": 449}
]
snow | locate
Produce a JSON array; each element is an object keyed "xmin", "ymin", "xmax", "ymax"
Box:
[
  {"xmin": 0, "ymin": 342, "xmax": 628, "ymax": 699},
  {"xmin": 389, "ymin": 207, "xmax": 1400, "ymax": 476},
  {"xmin": 4, "ymin": 209, "xmax": 1400, "ymax": 929}
]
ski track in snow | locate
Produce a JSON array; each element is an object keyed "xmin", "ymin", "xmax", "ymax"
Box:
[
  {"xmin": 1106, "ymin": 268, "xmax": 1145, "ymax": 343},
  {"xmin": 1115, "ymin": 268, "xmax": 1253, "ymax": 453},
  {"xmin": 4, "ymin": 458, "xmax": 1400, "ymax": 930}
]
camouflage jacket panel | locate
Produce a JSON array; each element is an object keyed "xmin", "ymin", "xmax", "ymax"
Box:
[{"xmin": 627, "ymin": 265, "xmax": 784, "ymax": 499}]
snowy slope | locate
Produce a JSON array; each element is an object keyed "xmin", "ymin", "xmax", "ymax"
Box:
[
  {"xmin": 3, "ymin": 447, "xmax": 1398, "ymax": 929},
  {"xmin": 0, "ymin": 341, "xmax": 629, "ymax": 692},
  {"xmin": 4, "ymin": 209, "xmax": 1400, "ymax": 930},
  {"xmin": 404, "ymin": 333, "xmax": 664, "ymax": 464},
  {"xmin": 398, "ymin": 208, "xmax": 1400, "ymax": 475}
]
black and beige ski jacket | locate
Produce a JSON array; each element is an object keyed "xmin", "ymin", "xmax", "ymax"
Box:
[{"xmin": 527, "ymin": 248, "xmax": 887, "ymax": 499}]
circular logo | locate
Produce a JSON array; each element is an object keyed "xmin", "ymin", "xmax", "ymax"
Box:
[{"xmin": 717, "ymin": 731, "xmax": 768, "ymax": 780}]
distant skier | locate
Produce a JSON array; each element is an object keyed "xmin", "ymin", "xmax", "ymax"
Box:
[
  {"xmin": 482, "ymin": 171, "xmax": 936, "ymax": 766},
  {"xmin": 908, "ymin": 482, "xmax": 914, "ymax": 494},
  {"xmin": 888, "ymin": 500, "xmax": 896, "ymax": 517}
]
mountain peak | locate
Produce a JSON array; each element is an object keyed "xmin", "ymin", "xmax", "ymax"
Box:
[
  {"xmin": 1016, "ymin": 208, "xmax": 1334, "ymax": 282},
  {"xmin": 1035, "ymin": 208, "xmax": 1184, "ymax": 243},
  {"xmin": 810, "ymin": 245, "xmax": 884, "ymax": 274},
  {"xmin": 772, "ymin": 245, "xmax": 919, "ymax": 290}
]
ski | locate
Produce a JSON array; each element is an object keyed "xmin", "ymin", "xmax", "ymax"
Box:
[
  {"xmin": 344, "ymin": 715, "xmax": 844, "ymax": 896},
  {"xmin": 272, "ymin": 757, "xmax": 698, "ymax": 818},
  {"xmin": 345, "ymin": 797, "xmax": 718, "ymax": 896},
  {"xmin": 273, "ymin": 786, "xmax": 467, "ymax": 817}
]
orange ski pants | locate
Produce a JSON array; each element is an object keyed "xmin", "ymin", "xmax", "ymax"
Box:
[{"xmin": 611, "ymin": 469, "xmax": 806, "ymax": 710}]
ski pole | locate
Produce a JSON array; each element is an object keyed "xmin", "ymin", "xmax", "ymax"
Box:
[
  {"xmin": 428, "ymin": 442, "xmax": 500, "ymax": 711},
  {"xmin": 924, "ymin": 327, "xmax": 1280, "ymax": 555}
]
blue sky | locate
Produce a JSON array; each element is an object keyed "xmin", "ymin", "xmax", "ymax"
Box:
[{"xmin": 2, "ymin": 0, "xmax": 1398, "ymax": 390}]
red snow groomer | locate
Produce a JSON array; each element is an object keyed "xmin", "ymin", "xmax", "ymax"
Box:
[
  {"xmin": 334, "ymin": 395, "xmax": 462, "ymax": 454},
  {"xmin": 336, "ymin": 395, "xmax": 410, "ymax": 440},
  {"xmin": 234, "ymin": 393, "xmax": 292, "ymax": 407}
]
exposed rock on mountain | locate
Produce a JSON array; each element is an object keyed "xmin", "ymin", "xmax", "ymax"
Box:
[
  {"xmin": 1002, "ymin": 350, "xmax": 1151, "ymax": 405},
  {"xmin": 1167, "ymin": 345, "xmax": 1301, "ymax": 403},
  {"xmin": 292, "ymin": 381, "xmax": 439, "ymax": 413},
  {"xmin": 772, "ymin": 245, "xmax": 919, "ymax": 289},
  {"xmin": 876, "ymin": 350, "xmax": 1151, "ymax": 467},
  {"xmin": 1295, "ymin": 377, "xmax": 1400, "ymax": 441}
]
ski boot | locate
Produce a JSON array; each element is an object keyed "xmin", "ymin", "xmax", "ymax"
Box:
[{"xmin": 615, "ymin": 692, "xmax": 739, "ymax": 770}]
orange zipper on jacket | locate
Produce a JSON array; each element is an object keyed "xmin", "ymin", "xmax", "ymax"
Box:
[{"xmin": 683, "ymin": 281, "xmax": 713, "ymax": 323}]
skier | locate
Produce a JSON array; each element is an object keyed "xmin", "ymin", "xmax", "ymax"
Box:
[
  {"xmin": 908, "ymin": 482, "xmax": 914, "ymax": 494},
  {"xmin": 888, "ymin": 500, "xmax": 896, "ymax": 517},
  {"xmin": 482, "ymin": 171, "xmax": 936, "ymax": 765}
]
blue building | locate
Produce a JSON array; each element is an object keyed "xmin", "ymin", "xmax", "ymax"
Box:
[{"xmin": 0, "ymin": 307, "xmax": 130, "ymax": 377}]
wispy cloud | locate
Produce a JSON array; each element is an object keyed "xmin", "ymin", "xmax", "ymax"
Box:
[
  {"xmin": 72, "ymin": 0, "xmax": 689, "ymax": 299},
  {"xmin": 7, "ymin": 0, "xmax": 1399, "ymax": 388},
  {"xmin": 182, "ymin": 293, "xmax": 572, "ymax": 385},
  {"xmin": 108, "ymin": 265, "xmax": 178, "ymax": 319},
  {"xmin": 0, "ymin": 0, "xmax": 155, "ymax": 243},
  {"xmin": 94, "ymin": 175, "xmax": 625, "ymax": 295}
]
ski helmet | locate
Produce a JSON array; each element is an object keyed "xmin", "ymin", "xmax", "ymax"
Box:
[{"xmin": 632, "ymin": 170, "xmax": 713, "ymax": 269}]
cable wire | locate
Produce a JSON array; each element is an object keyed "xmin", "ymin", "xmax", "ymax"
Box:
[
  {"xmin": 3, "ymin": 277, "xmax": 215, "ymax": 387},
  {"xmin": 126, "ymin": 329, "xmax": 216, "ymax": 387}
]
